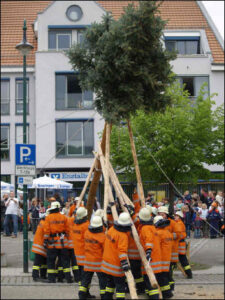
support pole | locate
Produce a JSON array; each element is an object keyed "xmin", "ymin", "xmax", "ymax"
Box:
[
  {"xmin": 97, "ymin": 147, "xmax": 138, "ymax": 299},
  {"xmin": 127, "ymin": 120, "xmax": 145, "ymax": 207},
  {"xmin": 103, "ymin": 123, "xmax": 111, "ymax": 223},
  {"xmin": 76, "ymin": 157, "xmax": 98, "ymax": 209}
]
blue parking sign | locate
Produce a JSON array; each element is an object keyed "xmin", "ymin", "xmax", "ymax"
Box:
[{"xmin": 16, "ymin": 144, "xmax": 36, "ymax": 166}]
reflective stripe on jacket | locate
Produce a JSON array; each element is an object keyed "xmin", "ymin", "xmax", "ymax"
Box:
[
  {"xmin": 156, "ymin": 227, "xmax": 173, "ymax": 272},
  {"xmin": 71, "ymin": 220, "xmax": 89, "ymax": 265},
  {"xmin": 101, "ymin": 226, "xmax": 129, "ymax": 277},
  {"xmin": 167, "ymin": 218, "xmax": 181, "ymax": 262},
  {"xmin": 31, "ymin": 219, "xmax": 47, "ymax": 257},
  {"xmin": 84, "ymin": 229, "xmax": 106, "ymax": 272},
  {"xmin": 176, "ymin": 219, "xmax": 187, "ymax": 255}
]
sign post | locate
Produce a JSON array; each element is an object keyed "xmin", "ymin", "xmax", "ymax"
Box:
[{"xmin": 16, "ymin": 144, "xmax": 36, "ymax": 273}]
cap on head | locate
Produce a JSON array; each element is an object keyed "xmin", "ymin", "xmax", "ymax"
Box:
[
  {"xmin": 76, "ymin": 207, "xmax": 87, "ymax": 219},
  {"xmin": 151, "ymin": 207, "xmax": 158, "ymax": 216},
  {"xmin": 153, "ymin": 215, "xmax": 163, "ymax": 225},
  {"xmin": 90, "ymin": 216, "xmax": 103, "ymax": 228},
  {"xmin": 175, "ymin": 210, "xmax": 184, "ymax": 218},
  {"xmin": 50, "ymin": 201, "xmax": 60, "ymax": 210},
  {"xmin": 145, "ymin": 205, "xmax": 152, "ymax": 215},
  {"xmin": 117, "ymin": 212, "xmax": 131, "ymax": 226},
  {"xmin": 49, "ymin": 197, "xmax": 56, "ymax": 202},
  {"xmin": 157, "ymin": 206, "xmax": 169, "ymax": 214},
  {"xmin": 94, "ymin": 209, "xmax": 104, "ymax": 218},
  {"xmin": 211, "ymin": 201, "xmax": 218, "ymax": 208},
  {"xmin": 139, "ymin": 207, "xmax": 151, "ymax": 222}
]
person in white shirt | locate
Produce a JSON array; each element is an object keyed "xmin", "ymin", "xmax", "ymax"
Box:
[
  {"xmin": 200, "ymin": 203, "xmax": 209, "ymax": 238},
  {"xmin": 3, "ymin": 191, "xmax": 19, "ymax": 238}
]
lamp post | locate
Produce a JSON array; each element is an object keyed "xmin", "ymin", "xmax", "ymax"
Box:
[{"xmin": 16, "ymin": 19, "xmax": 33, "ymax": 273}]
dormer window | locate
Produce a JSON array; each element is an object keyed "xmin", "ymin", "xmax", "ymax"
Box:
[
  {"xmin": 49, "ymin": 30, "xmax": 72, "ymax": 50},
  {"xmin": 165, "ymin": 37, "xmax": 200, "ymax": 55},
  {"xmin": 66, "ymin": 5, "xmax": 83, "ymax": 22}
]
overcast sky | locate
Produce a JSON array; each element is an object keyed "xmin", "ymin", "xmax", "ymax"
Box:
[{"xmin": 202, "ymin": 1, "xmax": 224, "ymax": 39}]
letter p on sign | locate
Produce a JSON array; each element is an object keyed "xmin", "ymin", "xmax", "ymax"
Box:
[{"xmin": 20, "ymin": 146, "xmax": 31, "ymax": 163}]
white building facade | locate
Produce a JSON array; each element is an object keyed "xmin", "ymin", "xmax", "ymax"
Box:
[{"xmin": 1, "ymin": 1, "xmax": 224, "ymax": 190}]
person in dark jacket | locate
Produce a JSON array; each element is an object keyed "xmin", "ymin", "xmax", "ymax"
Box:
[
  {"xmin": 29, "ymin": 198, "xmax": 40, "ymax": 234},
  {"xmin": 200, "ymin": 188, "xmax": 208, "ymax": 207},
  {"xmin": 207, "ymin": 202, "xmax": 221, "ymax": 239},
  {"xmin": 192, "ymin": 209, "xmax": 202, "ymax": 238},
  {"xmin": 184, "ymin": 204, "xmax": 192, "ymax": 238}
]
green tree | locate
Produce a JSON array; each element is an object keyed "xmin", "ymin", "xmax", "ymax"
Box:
[
  {"xmin": 110, "ymin": 82, "xmax": 224, "ymax": 210},
  {"xmin": 67, "ymin": 1, "xmax": 175, "ymax": 124}
]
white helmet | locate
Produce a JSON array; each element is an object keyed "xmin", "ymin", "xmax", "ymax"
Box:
[
  {"xmin": 158, "ymin": 206, "xmax": 169, "ymax": 214},
  {"xmin": 145, "ymin": 205, "xmax": 152, "ymax": 215},
  {"xmin": 153, "ymin": 215, "xmax": 163, "ymax": 225},
  {"xmin": 175, "ymin": 210, "xmax": 184, "ymax": 218},
  {"xmin": 90, "ymin": 216, "xmax": 103, "ymax": 228},
  {"xmin": 45, "ymin": 208, "xmax": 50, "ymax": 216},
  {"xmin": 76, "ymin": 207, "xmax": 87, "ymax": 219},
  {"xmin": 75, "ymin": 197, "xmax": 80, "ymax": 201},
  {"xmin": 151, "ymin": 207, "xmax": 158, "ymax": 216},
  {"xmin": 215, "ymin": 195, "xmax": 222, "ymax": 205},
  {"xmin": 94, "ymin": 209, "xmax": 104, "ymax": 218},
  {"xmin": 139, "ymin": 208, "xmax": 151, "ymax": 222},
  {"xmin": 117, "ymin": 212, "xmax": 131, "ymax": 226},
  {"xmin": 50, "ymin": 201, "xmax": 60, "ymax": 210}
]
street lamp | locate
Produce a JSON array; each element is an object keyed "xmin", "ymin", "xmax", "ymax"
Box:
[{"xmin": 16, "ymin": 19, "xmax": 33, "ymax": 273}]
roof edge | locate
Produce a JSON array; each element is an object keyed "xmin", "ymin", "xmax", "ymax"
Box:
[{"xmin": 197, "ymin": 1, "xmax": 224, "ymax": 50}]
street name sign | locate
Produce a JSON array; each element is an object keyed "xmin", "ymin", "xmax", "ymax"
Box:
[{"xmin": 15, "ymin": 144, "xmax": 36, "ymax": 176}]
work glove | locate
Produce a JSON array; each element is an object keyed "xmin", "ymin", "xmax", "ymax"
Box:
[
  {"xmin": 43, "ymin": 239, "xmax": 48, "ymax": 250},
  {"xmin": 124, "ymin": 204, "xmax": 135, "ymax": 217},
  {"xmin": 121, "ymin": 259, "xmax": 130, "ymax": 272},
  {"xmin": 146, "ymin": 249, "xmax": 152, "ymax": 261}
]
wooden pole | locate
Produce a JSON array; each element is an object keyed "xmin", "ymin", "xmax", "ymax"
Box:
[
  {"xmin": 97, "ymin": 147, "xmax": 138, "ymax": 299},
  {"xmin": 76, "ymin": 157, "xmax": 98, "ymax": 209},
  {"xmin": 127, "ymin": 120, "xmax": 145, "ymax": 207},
  {"xmin": 177, "ymin": 261, "xmax": 187, "ymax": 277},
  {"xmin": 103, "ymin": 123, "xmax": 111, "ymax": 223},
  {"xmin": 86, "ymin": 123, "xmax": 107, "ymax": 220}
]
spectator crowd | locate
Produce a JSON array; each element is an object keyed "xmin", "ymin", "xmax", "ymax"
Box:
[{"xmin": 1, "ymin": 188, "xmax": 224, "ymax": 239}]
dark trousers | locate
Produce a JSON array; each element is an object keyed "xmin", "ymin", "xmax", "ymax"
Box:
[
  {"xmin": 47, "ymin": 248, "xmax": 71, "ymax": 282},
  {"xmin": 68, "ymin": 249, "xmax": 79, "ymax": 282},
  {"xmin": 156, "ymin": 272, "xmax": 173, "ymax": 298},
  {"xmin": 179, "ymin": 254, "xmax": 192, "ymax": 278},
  {"xmin": 130, "ymin": 259, "xmax": 145, "ymax": 292},
  {"xmin": 32, "ymin": 253, "xmax": 47, "ymax": 279},
  {"xmin": 104, "ymin": 274, "xmax": 126, "ymax": 300},
  {"xmin": 18, "ymin": 217, "xmax": 23, "ymax": 232},
  {"xmin": 79, "ymin": 271, "xmax": 107, "ymax": 299},
  {"xmin": 31, "ymin": 218, "xmax": 40, "ymax": 234},
  {"xmin": 4, "ymin": 214, "xmax": 18, "ymax": 236},
  {"xmin": 168, "ymin": 262, "xmax": 176, "ymax": 291},
  {"xmin": 144, "ymin": 274, "xmax": 159, "ymax": 299}
]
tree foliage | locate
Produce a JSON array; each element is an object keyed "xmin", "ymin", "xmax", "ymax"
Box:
[
  {"xmin": 110, "ymin": 82, "xmax": 224, "ymax": 184},
  {"xmin": 67, "ymin": 1, "xmax": 175, "ymax": 124}
]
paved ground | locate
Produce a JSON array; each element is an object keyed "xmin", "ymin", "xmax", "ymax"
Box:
[{"xmin": 1, "ymin": 233, "xmax": 224, "ymax": 299}]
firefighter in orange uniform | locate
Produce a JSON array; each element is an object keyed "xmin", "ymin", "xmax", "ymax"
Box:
[
  {"xmin": 154, "ymin": 215, "xmax": 173, "ymax": 299},
  {"xmin": 158, "ymin": 206, "xmax": 180, "ymax": 291},
  {"xmin": 43, "ymin": 201, "xmax": 72, "ymax": 283},
  {"xmin": 32, "ymin": 211, "xmax": 49, "ymax": 281},
  {"xmin": 139, "ymin": 208, "xmax": 161, "ymax": 299},
  {"xmin": 68, "ymin": 197, "xmax": 81, "ymax": 217},
  {"xmin": 67, "ymin": 211, "xmax": 80, "ymax": 282},
  {"xmin": 101, "ymin": 211, "xmax": 132, "ymax": 300},
  {"xmin": 175, "ymin": 211, "xmax": 192, "ymax": 278},
  {"xmin": 132, "ymin": 188, "xmax": 141, "ymax": 214},
  {"xmin": 79, "ymin": 216, "xmax": 106, "ymax": 299}
]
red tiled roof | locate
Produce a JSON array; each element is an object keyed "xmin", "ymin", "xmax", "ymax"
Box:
[{"xmin": 1, "ymin": 1, "xmax": 224, "ymax": 66}]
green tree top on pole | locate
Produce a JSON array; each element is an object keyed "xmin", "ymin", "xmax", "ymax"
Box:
[{"xmin": 67, "ymin": 1, "xmax": 176, "ymax": 124}]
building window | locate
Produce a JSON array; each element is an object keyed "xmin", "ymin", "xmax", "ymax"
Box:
[
  {"xmin": 15, "ymin": 79, "xmax": 29, "ymax": 114},
  {"xmin": 0, "ymin": 175, "xmax": 10, "ymax": 183},
  {"xmin": 1, "ymin": 79, "xmax": 10, "ymax": 115},
  {"xmin": 1, "ymin": 125, "xmax": 10, "ymax": 160},
  {"xmin": 15, "ymin": 125, "xmax": 29, "ymax": 144},
  {"xmin": 49, "ymin": 30, "xmax": 72, "ymax": 50},
  {"xmin": 177, "ymin": 76, "xmax": 209, "ymax": 99},
  {"xmin": 56, "ymin": 73, "xmax": 93, "ymax": 110},
  {"xmin": 56, "ymin": 120, "xmax": 94, "ymax": 157},
  {"xmin": 66, "ymin": 5, "xmax": 83, "ymax": 22},
  {"xmin": 77, "ymin": 30, "xmax": 85, "ymax": 44},
  {"xmin": 165, "ymin": 37, "xmax": 200, "ymax": 55}
]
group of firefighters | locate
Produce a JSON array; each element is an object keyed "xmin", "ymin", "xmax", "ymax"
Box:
[{"xmin": 31, "ymin": 194, "xmax": 192, "ymax": 299}]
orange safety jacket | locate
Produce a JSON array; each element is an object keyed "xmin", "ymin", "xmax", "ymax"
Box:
[
  {"xmin": 83, "ymin": 228, "xmax": 106, "ymax": 272},
  {"xmin": 167, "ymin": 217, "xmax": 180, "ymax": 262},
  {"xmin": 101, "ymin": 226, "xmax": 129, "ymax": 277},
  {"xmin": 31, "ymin": 219, "xmax": 47, "ymax": 257},
  {"xmin": 128, "ymin": 214, "xmax": 141, "ymax": 260},
  {"xmin": 140, "ymin": 224, "xmax": 162, "ymax": 274},
  {"xmin": 68, "ymin": 202, "xmax": 84, "ymax": 217},
  {"xmin": 71, "ymin": 219, "xmax": 89, "ymax": 266},
  {"xmin": 66, "ymin": 216, "xmax": 75, "ymax": 249},
  {"xmin": 43, "ymin": 212, "xmax": 70, "ymax": 249},
  {"xmin": 132, "ymin": 192, "xmax": 141, "ymax": 214},
  {"xmin": 176, "ymin": 219, "xmax": 187, "ymax": 255},
  {"xmin": 156, "ymin": 227, "xmax": 173, "ymax": 272}
]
